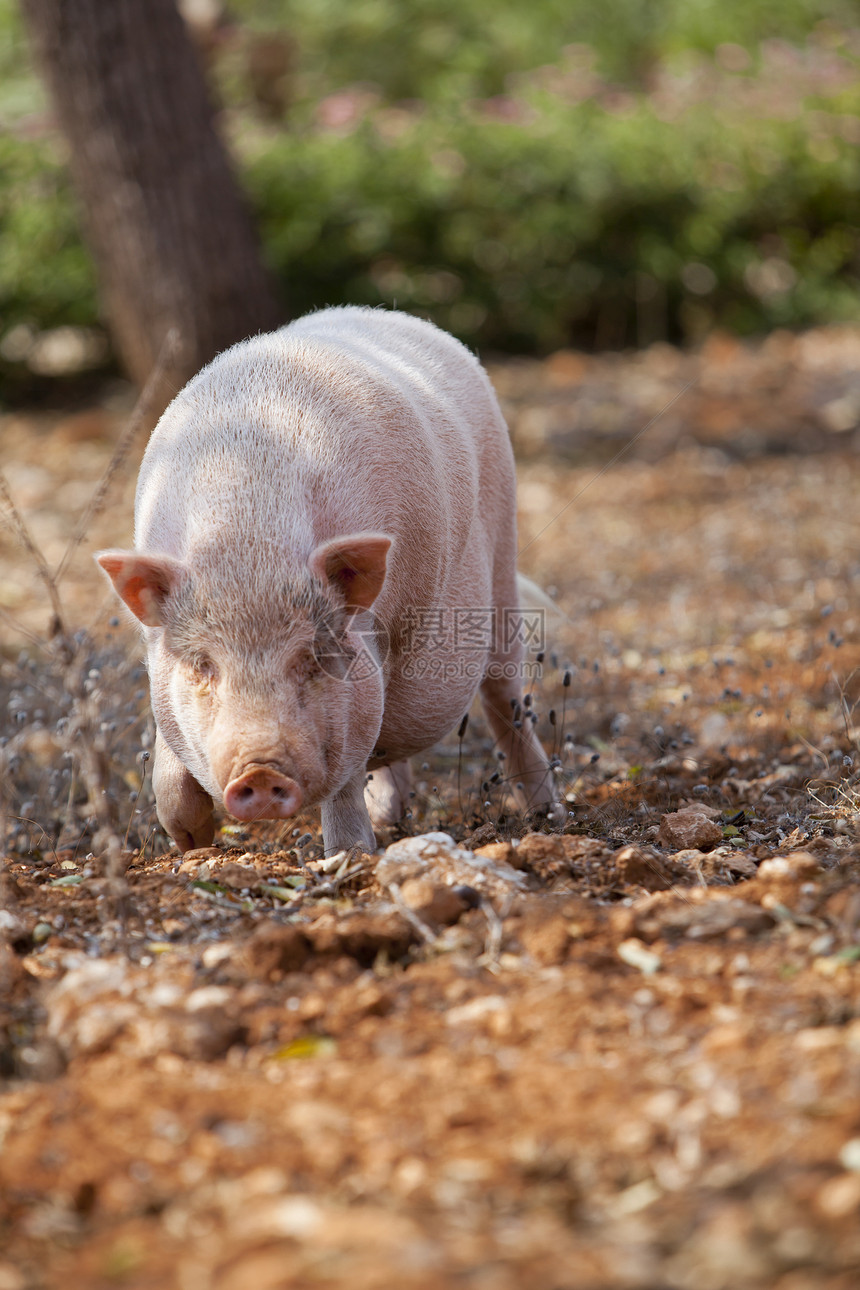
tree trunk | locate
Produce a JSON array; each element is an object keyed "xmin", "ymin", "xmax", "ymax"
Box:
[{"xmin": 20, "ymin": 0, "xmax": 284, "ymax": 391}]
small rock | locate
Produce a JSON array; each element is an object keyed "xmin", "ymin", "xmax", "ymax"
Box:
[
  {"xmin": 446, "ymin": 995, "xmax": 509, "ymax": 1026},
  {"xmin": 209, "ymin": 862, "xmax": 260, "ymax": 889},
  {"xmin": 398, "ymin": 877, "xmax": 468, "ymax": 927},
  {"xmin": 186, "ymin": 986, "xmax": 234, "ymax": 1013},
  {"xmin": 758, "ymin": 852, "xmax": 821, "ymax": 880},
  {"xmin": 614, "ymin": 845, "xmax": 683, "ymax": 891},
  {"xmin": 377, "ymin": 831, "xmax": 526, "ymax": 898},
  {"xmin": 617, "ymin": 938, "xmax": 662, "ymax": 974},
  {"xmin": 473, "ymin": 842, "xmax": 516, "ymax": 865},
  {"xmin": 608, "ymin": 1177, "xmax": 662, "ymax": 1215},
  {"xmin": 514, "ymin": 833, "xmax": 612, "ymax": 879},
  {"xmin": 178, "ymin": 856, "xmax": 210, "ymax": 878},
  {"xmin": 201, "ymin": 941, "xmax": 234, "ymax": 969},
  {"xmin": 839, "ymin": 1138, "xmax": 860, "ymax": 1173},
  {"xmin": 240, "ymin": 1195, "xmax": 323, "ymax": 1239},
  {"xmin": 179, "ymin": 847, "xmax": 222, "ymax": 866},
  {"xmin": 815, "ymin": 1172, "xmax": 860, "ymax": 1218},
  {"xmin": 658, "ymin": 807, "xmax": 723, "ymax": 851},
  {"xmin": 672, "ymin": 847, "xmax": 757, "ymax": 881}
]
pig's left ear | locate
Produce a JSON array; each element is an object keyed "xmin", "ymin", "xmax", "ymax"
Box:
[
  {"xmin": 309, "ymin": 533, "xmax": 392, "ymax": 611},
  {"xmin": 95, "ymin": 550, "xmax": 184, "ymax": 626}
]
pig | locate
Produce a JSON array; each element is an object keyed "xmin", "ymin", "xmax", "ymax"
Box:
[{"xmin": 97, "ymin": 306, "xmax": 558, "ymax": 854}]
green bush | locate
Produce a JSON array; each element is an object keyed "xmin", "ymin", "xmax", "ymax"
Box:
[
  {"xmin": 0, "ymin": 6, "xmax": 98, "ymax": 340},
  {"xmin": 0, "ymin": 133, "xmax": 96, "ymax": 330}
]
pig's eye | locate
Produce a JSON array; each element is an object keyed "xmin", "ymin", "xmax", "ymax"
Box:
[
  {"xmin": 312, "ymin": 632, "xmax": 353, "ymax": 681},
  {"xmin": 190, "ymin": 653, "xmax": 217, "ymax": 683},
  {"xmin": 299, "ymin": 646, "xmax": 322, "ymax": 679}
]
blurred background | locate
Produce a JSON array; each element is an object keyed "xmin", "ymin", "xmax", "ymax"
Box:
[{"xmin": 1, "ymin": 0, "xmax": 859, "ymax": 401}]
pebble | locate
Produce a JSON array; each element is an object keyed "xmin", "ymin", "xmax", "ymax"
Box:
[
  {"xmin": 658, "ymin": 807, "xmax": 723, "ymax": 850},
  {"xmin": 617, "ymin": 938, "xmax": 662, "ymax": 974},
  {"xmin": 839, "ymin": 1138, "xmax": 860, "ymax": 1173},
  {"xmin": 758, "ymin": 852, "xmax": 821, "ymax": 879},
  {"xmin": 398, "ymin": 877, "xmax": 468, "ymax": 927},
  {"xmin": 815, "ymin": 1172, "xmax": 860, "ymax": 1218}
]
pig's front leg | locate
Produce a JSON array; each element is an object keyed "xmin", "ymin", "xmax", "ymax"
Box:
[
  {"xmin": 321, "ymin": 769, "xmax": 378, "ymax": 856},
  {"xmin": 153, "ymin": 728, "xmax": 215, "ymax": 852}
]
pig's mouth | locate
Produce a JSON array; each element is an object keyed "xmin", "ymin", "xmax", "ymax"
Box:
[{"xmin": 222, "ymin": 762, "xmax": 303, "ymax": 821}]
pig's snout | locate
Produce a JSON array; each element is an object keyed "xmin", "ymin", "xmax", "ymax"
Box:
[{"xmin": 223, "ymin": 766, "xmax": 303, "ymax": 821}]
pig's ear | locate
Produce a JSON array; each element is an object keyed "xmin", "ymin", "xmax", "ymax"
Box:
[
  {"xmin": 95, "ymin": 550, "xmax": 183, "ymax": 627},
  {"xmin": 309, "ymin": 533, "xmax": 392, "ymax": 611}
]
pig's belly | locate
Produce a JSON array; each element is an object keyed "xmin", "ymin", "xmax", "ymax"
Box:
[{"xmin": 369, "ymin": 664, "xmax": 486, "ymax": 765}]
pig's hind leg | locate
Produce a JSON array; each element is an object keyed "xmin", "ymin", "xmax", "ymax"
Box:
[
  {"xmin": 480, "ymin": 671, "xmax": 558, "ymax": 816},
  {"xmin": 479, "ymin": 571, "xmax": 560, "ymax": 818},
  {"xmin": 364, "ymin": 760, "xmax": 412, "ymax": 828},
  {"xmin": 153, "ymin": 728, "xmax": 215, "ymax": 853}
]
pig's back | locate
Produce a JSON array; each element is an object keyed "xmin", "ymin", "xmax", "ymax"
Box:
[{"xmin": 135, "ymin": 307, "xmax": 516, "ymax": 614}]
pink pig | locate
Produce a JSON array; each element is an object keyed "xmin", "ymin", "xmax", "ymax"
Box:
[{"xmin": 97, "ymin": 307, "xmax": 557, "ymax": 854}]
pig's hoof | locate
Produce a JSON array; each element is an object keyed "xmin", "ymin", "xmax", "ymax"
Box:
[
  {"xmin": 525, "ymin": 799, "xmax": 566, "ymax": 826},
  {"xmin": 169, "ymin": 818, "xmax": 216, "ymax": 853}
]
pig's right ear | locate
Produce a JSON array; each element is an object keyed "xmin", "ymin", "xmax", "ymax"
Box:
[
  {"xmin": 308, "ymin": 532, "xmax": 392, "ymax": 611},
  {"xmin": 95, "ymin": 550, "xmax": 183, "ymax": 627}
]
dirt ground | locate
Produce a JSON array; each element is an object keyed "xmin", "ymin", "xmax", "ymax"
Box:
[{"xmin": 2, "ymin": 327, "xmax": 860, "ymax": 1289}]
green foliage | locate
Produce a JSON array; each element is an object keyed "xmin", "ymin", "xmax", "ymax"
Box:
[
  {"xmin": 0, "ymin": 133, "xmax": 97, "ymax": 330},
  {"xmin": 0, "ymin": 6, "xmax": 97, "ymax": 336},
  {"xmin": 225, "ymin": 0, "xmax": 856, "ymax": 97},
  {"xmin": 1, "ymin": 0, "xmax": 859, "ymax": 358}
]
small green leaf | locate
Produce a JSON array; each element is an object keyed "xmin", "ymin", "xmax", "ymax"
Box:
[{"xmin": 50, "ymin": 874, "xmax": 84, "ymax": 887}]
